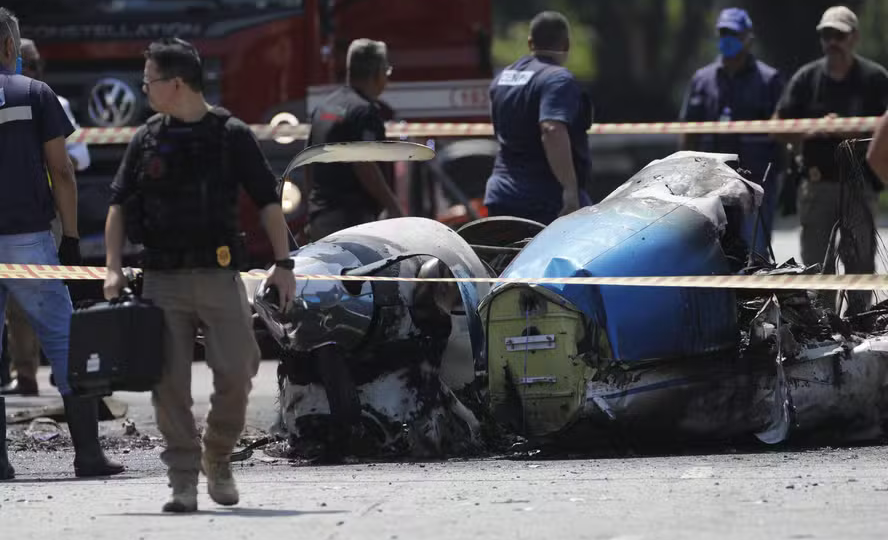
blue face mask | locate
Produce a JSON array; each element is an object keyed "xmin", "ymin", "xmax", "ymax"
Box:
[
  {"xmin": 15, "ymin": 55, "xmax": 22, "ymax": 74},
  {"xmin": 718, "ymin": 35, "xmax": 745, "ymax": 59}
]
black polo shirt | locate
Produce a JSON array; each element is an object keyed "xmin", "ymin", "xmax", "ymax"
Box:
[
  {"xmin": 304, "ymin": 86, "xmax": 388, "ymax": 217},
  {"xmin": 0, "ymin": 69, "xmax": 74, "ymax": 234},
  {"xmin": 777, "ymin": 55, "xmax": 888, "ymax": 180}
]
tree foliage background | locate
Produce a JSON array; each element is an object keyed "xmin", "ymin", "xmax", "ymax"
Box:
[{"xmin": 493, "ymin": 0, "xmax": 885, "ymax": 122}]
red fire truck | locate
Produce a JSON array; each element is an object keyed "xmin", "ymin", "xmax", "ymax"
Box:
[{"xmin": 9, "ymin": 0, "xmax": 494, "ymax": 270}]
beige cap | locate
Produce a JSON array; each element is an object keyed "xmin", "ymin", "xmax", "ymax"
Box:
[{"xmin": 816, "ymin": 5, "xmax": 858, "ymax": 33}]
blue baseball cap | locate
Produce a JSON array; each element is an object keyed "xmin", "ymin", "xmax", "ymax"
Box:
[{"xmin": 716, "ymin": 8, "xmax": 753, "ymax": 33}]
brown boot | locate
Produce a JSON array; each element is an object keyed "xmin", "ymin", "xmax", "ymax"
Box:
[
  {"xmin": 202, "ymin": 455, "xmax": 239, "ymax": 506},
  {"xmin": 162, "ymin": 476, "xmax": 199, "ymax": 513}
]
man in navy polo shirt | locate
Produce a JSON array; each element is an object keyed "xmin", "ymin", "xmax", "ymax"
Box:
[
  {"xmin": 484, "ymin": 10, "xmax": 593, "ymax": 225},
  {"xmin": 2, "ymin": 37, "xmax": 92, "ymax": 398},
  {"xmin": 0, "ymin": 7, "xmax": 123, "ymax": 480},
  {"xmin": 679, "ymin": 7, "xmax": 785, "ymax": 259}
]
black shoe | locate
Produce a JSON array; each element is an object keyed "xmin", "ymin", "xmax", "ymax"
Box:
[
  {"xmin": 0, "ymin": 377, "xmax": 39, "ymax": 396},
  {"xmin": 0, "ymin": 397, "xmax": 15, "ymax": 481},
  {"xmin": 62, "ymin": 395, "xmax": 125, "ymax": 478}
]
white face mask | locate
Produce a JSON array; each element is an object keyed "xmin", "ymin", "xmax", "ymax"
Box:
[{"xmin": 534, "ymin": 49, "xmax": 569, "ymax": 65}]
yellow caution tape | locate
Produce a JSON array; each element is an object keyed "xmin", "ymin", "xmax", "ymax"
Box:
[
  {"xmin": 1, "ymin": 264, "xmax": 886, "ymax": 291},
  {"xmin": 66, "ymin": 116, "xmax": 881, "ymax": 145}
]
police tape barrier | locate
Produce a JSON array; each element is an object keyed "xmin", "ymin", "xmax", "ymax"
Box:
[
  {"xmin": 0, "ymin": 264, "xmax": 108, "ymax": 280},
  {"xmin": 67, "ymin": 116, "xmax": 882, "ymax": 145},
  {"xmin": 2, "ymin": 264, "xmax": 888, "ymax": 291}
]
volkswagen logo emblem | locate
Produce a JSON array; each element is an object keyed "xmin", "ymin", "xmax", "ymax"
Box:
[{"xmin": 88, "ymin": 77, "xmax": 138, "ymax": 127}]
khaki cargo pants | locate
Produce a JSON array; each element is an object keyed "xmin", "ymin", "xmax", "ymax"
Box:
[
  {"xmin": 142, "ymin": 269, "xmax": 261, "ymax": 487},
  {"xmin": 799, "ymin": 179, "xmax": 878, "ymax": 315}
]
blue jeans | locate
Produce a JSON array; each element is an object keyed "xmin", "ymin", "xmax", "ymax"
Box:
[{"xmin": 0, "ymin": 231, "xmax": 73, "ymax": 395}]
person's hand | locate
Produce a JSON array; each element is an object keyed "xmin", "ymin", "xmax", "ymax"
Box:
[
  {"xmin": 103, "ymin": 266, "xmax": 126, "ymax": 301},
  {"xmin": 560, "ymin": 190, "xmax": 580, "ymax": 217},
  {"xmin": 388, "ymin": 204, "xmax": 405, "ymax": 218},
  {"xmin": 266, "ymin": 264, "xmax": 296, "ymax": 312},
  {"xmin": 58, "ymin": 235, "xmax": 81, "ymax": 266},
  {"xmin": 806, "ymin": 113, "xmax": 839, "ymax": 139}
]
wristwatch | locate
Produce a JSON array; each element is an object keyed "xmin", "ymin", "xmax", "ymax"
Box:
[{"xmin": 275, "ymin": 258, "xmax": 295, "ymax": 270}]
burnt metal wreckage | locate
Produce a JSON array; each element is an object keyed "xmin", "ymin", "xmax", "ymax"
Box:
[
  {"xmin": 244, "ymin": 141, "xmax": 494, "ymax": 461},
  {"xmin": 243, "ymin": 140, "xmax": 888, "ymax": 461}
]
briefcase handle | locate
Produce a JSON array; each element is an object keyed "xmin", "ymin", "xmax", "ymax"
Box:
[{"xmin": 109, "ymin": 287, "xmax": 143, "ymax": 306}]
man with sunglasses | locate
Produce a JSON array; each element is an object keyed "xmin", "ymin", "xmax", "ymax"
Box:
[
  {"xmin": 679, "ymin": 7, "xmax": 784, "ymax": 260},
  {"xmin": 303, "ymin": 38, "xmax": 402, "ymax": 241},
  {"xmin": 775, "ymin": 5, "xmax": 888, "ymax": 315},
  {"xmin": 1, "ymin": 37, "xmax": 91, "ymax": 399}
]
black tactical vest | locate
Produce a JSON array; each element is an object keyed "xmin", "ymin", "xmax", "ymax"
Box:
[{"xmin": 126, "ymin": 107, "xmax": 242, "ymax": 269}]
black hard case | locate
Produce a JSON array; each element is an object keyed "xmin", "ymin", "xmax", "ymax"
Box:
[{"xmin": 67, "ymin": 295, "xmax": 165, "ymax": 397}]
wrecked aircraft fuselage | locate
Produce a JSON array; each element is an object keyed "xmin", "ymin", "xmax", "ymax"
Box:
[
  {"xmin": 481, "ymin": 151, "xmax": 888, "ymax": 448},
  {"xmin": 249, "ymin": 217, "xmax": 491, "ymax": 459}
]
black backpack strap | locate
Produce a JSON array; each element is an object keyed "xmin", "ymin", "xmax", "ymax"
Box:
[{"xmin": 143, "ymin": 113, "xmax": 166, "ymax": 144}]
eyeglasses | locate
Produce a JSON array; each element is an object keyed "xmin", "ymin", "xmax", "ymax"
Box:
[
  {"xmin": 819, "ymin": 28, "xmax": 849, "ymax": 42},
  {"xmin": 141, "ymin": 76, "xmax": 173, "ymax": 91}
]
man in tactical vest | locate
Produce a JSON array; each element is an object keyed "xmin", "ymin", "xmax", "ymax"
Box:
[
  {"xmin": 103, "ymin": 38, "xmax": 296, "ymax": 512},
  {"xmin": 484, "ymin": 10, "xmax": 593, "ymax": 225},
  {"xmin": 0, "ymin": 7, "xmax": 123, "ymax": 481}
]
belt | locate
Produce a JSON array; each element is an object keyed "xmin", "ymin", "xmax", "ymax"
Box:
[{"xmin": 141, "ymin": 246, "xmax": 239, "ymax": 271}]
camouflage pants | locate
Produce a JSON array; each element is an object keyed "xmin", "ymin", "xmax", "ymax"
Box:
[{"xmin": 799, "ymin": 179, "xmax": 877, "ymax": 315}]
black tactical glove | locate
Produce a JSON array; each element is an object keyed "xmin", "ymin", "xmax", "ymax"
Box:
[{"xmin": 58, "ymin": 236, "xmax": 82, "ymax": 266}]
